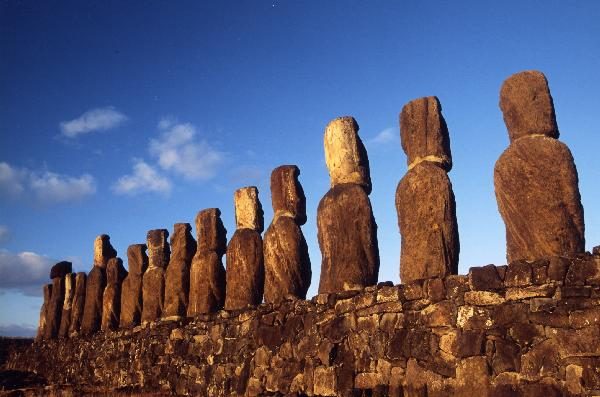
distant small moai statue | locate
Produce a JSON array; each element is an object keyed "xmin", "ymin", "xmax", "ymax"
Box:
[
  {"xmin": 68, "ymin": 272, "xmax": 86, "ymax": 336},
  {"xmin": 44, "ymin": 261, "xmax": 72, "ymax": 339},
  {"xmin": 142, "ymin": 229, "xmax": 170, "ymax": 323},
  {"xmin": 101, "ymin": 257, "xmax": 127, "ymax": 331},
  {"xmin": 263, "ymin": 165, "xmax": 311, "ymax": 303},
  {"xmin": 225, "ymin": 187, "xmax": 265, "ymax": 310},
  {"xmin": 396, "ymin": 97, "xmax": 460, "ymax": 283},
  {"xmin": 36, "ymin": 284, "xmax": 52, "ymax": 340},
  {"xmin": 58, "ymin": 272, "xmax": 75, "ymax": 338},
  {"xmin": 317, "ymin": 116, "xmax": 380, "ymax": 293},
  {"xmin": 494, "ymin": 70, "xmax": 585, "ymax": 262},
  {"xmin": 164, "ymin": 223, "xmax": 197, "ymax": 318},
  {"xmin": 188, "ymin": 208, "xmax": 227, "ymax": 315},
  {"xmin": 120, "ymin": 244, "xmax": 148, "ymax": 328},
  {"xmin": 81, "ymin": 234, "xmax": 116, "ymax": 335}
]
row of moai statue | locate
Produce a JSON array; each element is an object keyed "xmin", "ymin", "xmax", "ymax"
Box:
[{"xmin": 37, "ymin": 70, "xmax": 586, "ymax": 339}]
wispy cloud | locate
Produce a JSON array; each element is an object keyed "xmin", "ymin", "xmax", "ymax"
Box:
[
  {"xmin": 0, "ymin": 162, "xmax": 96, "ymax": 204},
  {"xmin": 112, "ymin": 159, "xmax": 171, "ymax": 196},
  {"xmin": 0, "ymin": 323, "xmax": 37, "ymax": 338},
  {"xmin": 0, "ymin": 249, "xmax": 55, "ymax": 296},
  {"xmin": 150, "ymin": 119, "xmax": 225, "ymax": 180},
  {"xmin": 60, "ymin": 106, "xmax": 128, "ymax": 138},
  {"xmin": 369, "ymin": 127, "xmax": 397, "ymax": 145},
  {"xmin": 0, "ymin": 225, "xmax": 10, "ymax": 243}
]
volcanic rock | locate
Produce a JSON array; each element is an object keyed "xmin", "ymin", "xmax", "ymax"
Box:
[
  {"xmin": 120, "ymin": 244, "xmax": 148, "ymax": 327},
  {"xmin": 93, "ymin": 234, "xmax": 117, "ymax": 268},
  {"xmin": 49, "ymin": 261, "xmax": 72, "ymax": 279},
  {"xmin": 58, "ymin": 272, "xmax": 75, "ymax": 338},
  {"xmin": 142, "ymin": 229, "xmax": 170, "ymax": 322},
  {"xmin": 80, "ymin": 265, "xmax": 105, "ymax": 335},
  {"xmin": 101, "ymin": 257, "xmax": 127, "ymax": 331},
  {"xmin": 68, "ymin": 272, "xmax": 86, "ymax": 335},
  {"xmin": 164, "ymin": 223, "xmax": 196, "ymax": 318},
  {"xmin": 36, "ymin": 284, "xmax": 52, "ymax": 340},
  {"xmin": 44, "ymin": 274, "xmax": 65, "ymax": 339}
]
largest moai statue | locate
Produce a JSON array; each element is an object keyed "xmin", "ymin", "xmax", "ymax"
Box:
[
  {"xmin": 81, "ymin": 234, "xmax": 116, "ymax": 335},
  {"xmin": 225, "ymin": 187, "xmax": 265, "ymax": 310},
  {"xmin": 120, "ymin": 244, "xmax": 148, "ymax": 327},
  {"xmin": 263, "ymin": 165, "xmax": 311, "ymax": 303},
  {"xmin": 58, "ymin": 272, "xmax": 75, "ymax": 338},
  {"xmin": 494, "ymin": 71, "xmax": 585, "ymax": 262},
  {"xmin": 44, "ymin": 261, "xmax": 72, "ymax": 339},
  {"xmin": 188, "ymin": 208, "xmax": 227, "ymax": 315},
  {"xmin": 101, "ymin": 257, "xmax": 127, "ymax": 331},
  {"xmin": 142, "ymin": 229, "xmax": 170, "ymax": 322},
  {"xmin": 396, "ymin": 97, "xmax": 460, "ymax": 283},
  {"xmin": 68, "ymin": 272, "xmax": 86, "ymax": 336},
  {"xmin": 317, "ymin": 116, "xmax": 380, "ymax": 293},
  {"xmin": 36, "ymin": 284, "xmax": 52, "ymax": 340},
  {"xmin": 164, "ymin": 223, "xmax": 196, "ymax": 318}
]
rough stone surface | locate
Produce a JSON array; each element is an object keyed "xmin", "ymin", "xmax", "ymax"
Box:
[
  {"xmin": 225, "ymin": 228, "xmax": 264, "ymax": 310},
  {"xmin": 93, "ymin": 234, "xmax": 117, "ymax": 268},
  {"xmin": 80, "ymin": 266, "xmax": 105, "ymax": 335},
  {"xmin": 264, "ymin": 165, "xmax": 311, "ymax": 303},
  {"xmin": 58, "ymin": 273, "xmax": 75, "ymax": 338},
  {"xmin": 68, "ymin": 272, "xmax": 86, "ymax": 336},
  {"xmin": 164, "ymin": 223, "xmax": 196, "ymax": 318},
  {"xmin": 234, "ymin": 186, "xmax": 264, "ymax": 232},
  {"xmin": 10, "ymin": 254, "xmax": 600, "ymax": 396},
  {"xmin": 323, "ymin": 116, "xmax": 372, "ymax": 193},
  {"xmin": 396, "ymin": 162, "xmax": 459, "ymax": 283},
  {"xmin": 499, "ymin": 70, "xmax": 558, "ymax": 142},
  {"xmin": 188, "ymin": 208, "xmax": 227, "ymax": 316},
  {"xmin": 142, "ymin": 229, "xmax": 170, "ymax": 323},
  {"xmin": 101, "ymin": 258, "xmax": 127, "ymax": 331},
  {"xmin": 119, "ymin": 244, "xmax": 148, "ymax": 328},
  {"xmin": 36, "ymin": 284, "xmax": 52, "ymax": 340},
  {"xmin": 495, "ymin": 136, "xmax": 585, "ymax": 262},
  {"xmin": 49, "ymin": 261, "xmax": 72, "ymax": 279},
  {"xmin": 44, "ymin": 276, "xmax": 65, "ymax": 339},
  {"xmin": 400, "ymin": 96, "xmax": 452, "ymax": 171},
  {"xmin": 317, "ymin": 183, "xmax": 379, "ymax": 293}
]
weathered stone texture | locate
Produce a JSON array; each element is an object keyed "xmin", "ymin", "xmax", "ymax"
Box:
[
  {"xmin": 44, "ymin": 275, "xmax": 65, "ymax": 339},
  {"xmin": 264, "ymin": 165, "xmax": 311, "ymax": 303},
  {"xmin": 68, "ymin": 272, "xmax": 86, "ymax": 335},
  {"xmin": 36, "ymin": 284, "xmax": 52, "ymax": 340},
  {"xmin": 50, "ymin": 261, "xmax": 72, "ymax": 279},
  {"xmin": 323, "ymin": 116, "xmax": 372, "ymax": 193},
  {"xmin": 225, "ymin": 228, "xmax": 264, "ymax": 310},
  {"xmin": 142, "ymin": 229, "xmax": 170, "ymax": 323},
  {"xmin": 80, "ymin": 266, "xmax": 105, "ymax": 335},
  {"xmin": 119, "ymin": 244, "xmax": 148, "ymax": 328},
  {"xmin": 101, "ymin": 258, "xmax": 127, "ymax": 331},
  {"xmin": 188, "ymin": 209, "xmax": 227, "ymax": 316},
  {"xmin": 234, "ymin": 186, "xmax": 264, "ymax": 232},
  {"xmin": 93, "ymin": 234, "xmax": 117, "ymax": 268},
  {"xmin": 400, "ymin": 96, "xmax": 452, "ymax": 171},
  {"xmin": 495, "ymin": 71, "xmax": 584, "ymax": 263},
  {"xmin": 397, "ymin": 162, "xmax": 459, "ymax": 283},
  {"xmin": 317, "ymin": 183, "xmax": 379, "ymax": 293},
  {"xmin": 58, "ymin": 272, "xmax": 75, "ymax": 338},
  {"xmin": 164, "ymin": 223, "xmax": 196, "ymax": 318}
]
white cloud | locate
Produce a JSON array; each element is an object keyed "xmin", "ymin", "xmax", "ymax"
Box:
[
  {"xmin": 149, "ymin": 120, "xmax": 224, "ymax": 180},
  {"xmin": 112, "ymin": 159, "xmax": 171, "ymax": 195},
  {"xmin": 60, "ymin": 106, "xmax": 128, "ymax": 138},
  {"xmin": 369, "ymin": 127, "xmax": 397, "ymax": 145},
  {"xmin": 0, "ymin": 225, "xmax": 9, "ymax": 243},
  {"xmin": 0, "ymin": 162, "xmax": 96, "ymax": 204},
  {"xmin": 0, "ymin": 323, "xmax": 37, "ymax": 337},
  {"xmin": 0, "ymin": 249, "xmax": 55, "ymax": 296}
]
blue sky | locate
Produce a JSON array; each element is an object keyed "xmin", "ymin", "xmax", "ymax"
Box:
[{"xmin": 1, "ymin": 1, "xmax": 599, "ymax": 336}]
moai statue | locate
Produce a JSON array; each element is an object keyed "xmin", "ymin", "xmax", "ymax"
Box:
[
  {"xmin": 36, "ymin": 284, "xmax": 52, "ymax": 340},
  {"xmin": 188, "ymin": 208, "xmax": 227, "ymax": 315},
  {"xmin": 163, "ymin": 224, "xmax": 196, "ymax": 318},
  {"xmin": 68, "ymin": 272, "xmax": 86, "ymax": 336},
  {"xmin": 317, "ymin": 116, "xmax": 380, "ymax": 293},
  {"xmin": 396, "ymin": 97, "xmax": 460, "ymax": 283},
  {"xmin": 495, "ymin": 71, "xmax": 585, "ymax": 262},
  {"xmin": 58, "ymin": 272, "xmax": 76, "ymax": 338},
  {"xmin": 81, "ymin": 234, "xmax": 116, "ymax": 335},
  {"xmin": 120, "ymin": 244, "xmax": 148, "ymax": 328},
  {"xmin": 225, "ymin": 187, "xmax": 265, "ymax": 310},
  {"xmin": 44, "ymin": 261, "xmax": 72, "ymax": 339},
  {"xmin": 263, "ymin": 165, "xmax": 311, "ymax": 303},
  {"xmin": 101, "ymin": 257, "xmax": 127, "ymax": 331},
  {"xmin": 142, "ymin": 229, "xmax": 170, "ymax": 323}
]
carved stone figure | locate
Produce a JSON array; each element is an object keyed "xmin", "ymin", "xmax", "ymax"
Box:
[
  {"xmin": 68, "ymin": 272, "xmax": 86, "ymax": 336},
  {"xmin": 36, "ymin": 284, "xmax": 52, "ymax": 340},
  {"xmin": 188, "ymin": 208, "xmax": 227, "ymax": 315},
  {"xmin": 225, "ymin": 187, "xmax": 265, "ymax": 310},
  {"xmin": 494, "ymin": 70, "xmax": 585, "ymax": 262},
  {"xmin": 142, "ymin": 229, "xmax": 170, "ymax": 322},
  {"xmin": 164, "ymin": 223, "xmax": 196, "ymax": 318},
  {"xmin": 396, "ymin": 97, "xmax": 460, "ymax": 283},
  {"xmin": 58, "ymin": 272, "xmax": 75, "ymax": 338},
  {"xmin": 101, "ymin": 257, "xmax": 127, "ymax": 331},
  {"xmin": 263, "ymin": 165, "xmax": 311, "ymax": 303},
  {"xmin": 120, "ymin": 244, "xmax": 148, "ymax": 328},
  {"xmin": 44, "ymin": 262, "xmax": 72, "ymax": 339},
  {"xmin": 317, "ymin": 117, "xmax": 379, "ymax": 293}
]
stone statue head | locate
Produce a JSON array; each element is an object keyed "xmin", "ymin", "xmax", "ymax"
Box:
[
  {"xmin": 234, "ymin": 186, "xmax": 264, "ymax": 233},
  {"xmin": 270, "ymin": 165, "xmax": 307, "ymax": 225}
]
